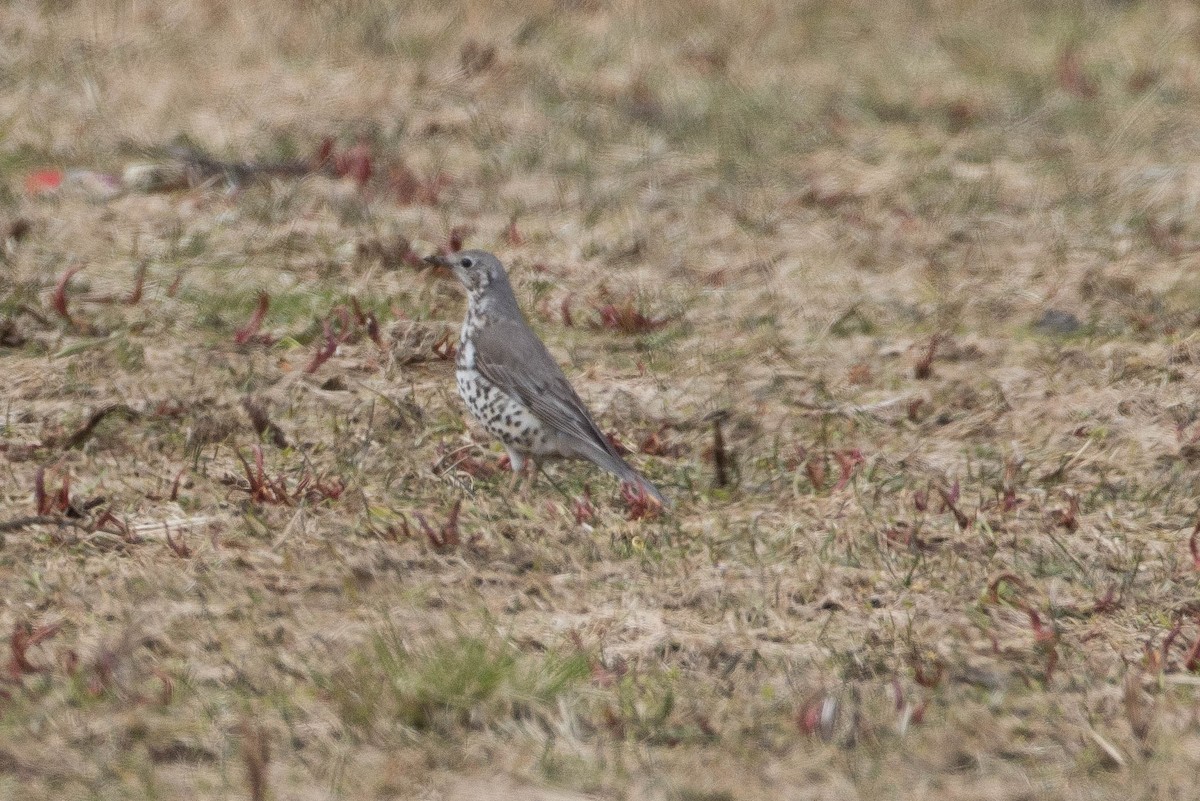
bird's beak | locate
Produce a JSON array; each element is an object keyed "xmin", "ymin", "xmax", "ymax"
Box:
[{"xmin": 424, "ymin": 254, "xmax": 451, "ymax": 268}]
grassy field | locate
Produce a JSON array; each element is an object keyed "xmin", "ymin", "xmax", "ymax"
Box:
[{"xmin": 3, "ymin": 0, "xmax": 1200, "ymax": 798}]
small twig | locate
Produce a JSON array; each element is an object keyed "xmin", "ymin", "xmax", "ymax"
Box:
[
  {"xmin": 270, "ymin": 507, "xmax": 306, "ymax": 552},
  {"xmin": 794, "ymin": 396, "xmax": 914, "ymax": 418},
  {"xmin": 711, "ymin": 413, "xmax": 729, "ymax": 488},
  {"xmin": 241, "ymin": 397, "xmax": 288, "ymax": 448},
  {"xmin": 17, "ymin": 303, "xmax": 52, "ymax": 327},
  {"xmin": 166, "ymin": 145, "xmax": 313, "ymax": 187},
  {"xmin": 431, "ymin": 443, "xmax": 484, "ymax": 474},
  {"xmin": 130, "ymin": 516, "xmax": 216, "ymax": 534},
  {"xmin": 0, "ymin": 515, "xmax": 64, "ymax": 533},
  {"xmin": 59, "ymin": 404, "xmax": 139, "ymax": 450},
  {"xmin": 164, "ymin": 526, "xmax": 192, "ymax": 558}
]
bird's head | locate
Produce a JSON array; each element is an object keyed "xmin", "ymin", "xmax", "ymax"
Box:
[{"xmin": 425, "ymin": 249, "xmax": 505, "ymax": 297}]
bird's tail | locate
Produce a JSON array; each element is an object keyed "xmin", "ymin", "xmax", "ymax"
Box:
[{"xmin": 601, "ymin": 455, "xmax": 668, "ymax": 508}]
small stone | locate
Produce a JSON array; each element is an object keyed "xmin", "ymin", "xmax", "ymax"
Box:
[{"xmin": 1033, "ymin": 309, "xmax": 1082, "ymax": 336}]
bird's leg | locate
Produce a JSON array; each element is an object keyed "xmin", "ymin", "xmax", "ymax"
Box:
[
  {"xmin": 536, "ymin": 463, "xmax": 572, "ymax": 503},
  {"xmin": 519, "ymin": 458, "xmax": 539, "ymax": 501},
  {"xmin": 506, "ymin": 450, "xmax": 527, "ymax": 493}
]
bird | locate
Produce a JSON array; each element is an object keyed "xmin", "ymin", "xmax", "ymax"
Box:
[{"xmin": 425, "ymin": 249, "xmax": 666, "ymax": 506}]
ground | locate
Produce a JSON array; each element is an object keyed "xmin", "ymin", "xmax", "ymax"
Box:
[{"xmin": 2, "ymin": 1, "xmax": 1200, "ymax": 799}]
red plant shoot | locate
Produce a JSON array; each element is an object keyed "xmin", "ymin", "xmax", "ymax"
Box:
[
  {"xmin": 415, "ymin": 500, "xmax": 462, "ymax": 552},
  {"xmin": 832, "ymin": 449, "xmax": 864, "ymax": 491},
  {"xmin": 573, "ymin": 487, "xmax": 597, "ymax": 525},
  {"xmin": 34, "ymin": 467, "xmax": 71, "ymax": 516},
  {"xmin": 504, "ymin": 219, "xmax": 524, "ymax": 246},
  {"xmin": 234, "ymin": 292, "xmax": 270, "ymax": 345},
  {"xmin": 591, "ymin": 297, "xmax": 673, "ymax": 334},
  {"xmin": 304, "ymin": 320, "xmax": 340, "ymax": 373},
  {"xmin": 52, "ymin": 265, "xmax": 83, "ymax": 323},
  {"xmin": 621, "ymin": 482, "xmax": 660, "ymax": 520},
  {"xmin": 126, "ymin": 262, "xmax": 147, "ymax": 305}
]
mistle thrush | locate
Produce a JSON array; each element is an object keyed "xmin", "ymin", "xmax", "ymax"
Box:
[{"xmin": 426, "ymin": 249, "xmax": 665, "ymax": 505}]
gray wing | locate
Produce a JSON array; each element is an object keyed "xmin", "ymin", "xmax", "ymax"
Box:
[{"xmin": 472, "ymin": 317, "xmax": 628, "ymax": 467}]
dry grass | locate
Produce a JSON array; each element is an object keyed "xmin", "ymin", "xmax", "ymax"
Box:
[{"xmin": 3, "ymin": 0, "xmax": 1200, "ymax": 798}]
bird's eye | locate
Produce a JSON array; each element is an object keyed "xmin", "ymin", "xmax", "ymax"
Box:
[{"xmin": 461, "ymin": 257, "xmax": 474, "ymax": 269}]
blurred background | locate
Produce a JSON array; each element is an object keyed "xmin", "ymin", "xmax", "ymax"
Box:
[{"xmin": 6, "ymin": 1, "xmax": 1200, "ymax": 344}]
